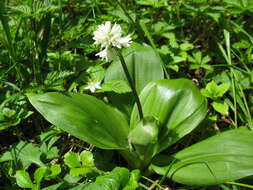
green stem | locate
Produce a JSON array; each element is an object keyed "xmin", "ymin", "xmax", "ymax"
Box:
[
  {"xmin": 115, "ymin": 0, "xmax": 144, "ymax": 42},
  {"xmin": 115, "ymin": 0, "xmax": 170, "ymax": 79},
  {"xmin": 224, "ymin": 30, "xmax": 238, "ymax": 128},
  {"xmin": 0, "ymin": 0, "xmax": 25, "ymax": 84},
  {"xmin": 58, "ymin": 0, "xmax": 63, "ymax": 71},
  {"xmin": 0, "ymin": 1, "xmax": 15, "ymax": 59},
  {"xmin": 226, "ymin": 182, "xmax": 253, "ymax": 189},
  {"xmin": 113, "ymin": 47, "xmax": 144, "ymax": 120},
  {"xmin": 141, "ymin": 176, "xmax": 166, "ymax": 190}
]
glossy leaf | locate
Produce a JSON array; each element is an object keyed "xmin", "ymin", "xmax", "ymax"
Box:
[
  {"xmin": 27, "ymin": 92, "xmax": 129, "ymax": 150},
  {"xmin": 151, "ymin": 129, "xmax": 253, "ymax": 185},
  {"xmin": 128, "ymin": 117, "xmax": 159, "ymax": 167},
  {"xmin": 105, "ymin": 42, "xmax": 164, "ymax": 94},
  {"xmin": 131, "ymin": 79, "xmax": 207, "ymax": 153}
]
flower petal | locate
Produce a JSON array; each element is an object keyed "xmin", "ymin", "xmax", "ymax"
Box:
[{"xmin": 117, "ymin": 35, "xmax": 132, "ymax": 47}]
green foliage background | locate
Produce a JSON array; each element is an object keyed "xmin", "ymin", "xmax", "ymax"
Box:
[{"xmin": 0, "ymin": 0, "xmax": 253, "ymax": 189}]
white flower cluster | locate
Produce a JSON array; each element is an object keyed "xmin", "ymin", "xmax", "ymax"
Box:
[{"xmin": 93, "ymin": 21, "xmax": 132, "ymax": 61}]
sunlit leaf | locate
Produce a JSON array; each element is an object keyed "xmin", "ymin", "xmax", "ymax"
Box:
[
  {"xmin": 131, "ymin": 79, "xmax": 207, "ymax": 153},
  {"xmin": 27, "ymin": 92, "xmax": 129, "ymax": 150},
  {"xmin": 151, "ymin": 129, "xmax": 253, "ymax": 185},
  {"xmin": 105, "ymin": 42, "xmax": 164, "ymax": 94}
]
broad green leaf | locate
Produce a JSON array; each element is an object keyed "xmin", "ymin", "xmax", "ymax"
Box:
[
  {"xmin": 212, "ymin": 101, "xmax": 229, "ymax": 115},
  {"xmin": 128, "ymin": 117, "xmax": 159, "ymax": 167},
  {"xmin": 81, "ymin": 167, "xmax": 131, "ymax": 190},
  {"xmin": 105, "ymin": 42, "xmax": 164, "ymax": 94},
  {"xmin": 10, "ymin": 141, "xmax": 44, "ymax": 169},
  {"xmin": 16, "ymin": 170, "xmax": 35, "ymax": 189},
  {"xmin": 64, "ymin": 152, "xmax": 81, "ymax": 168},
  {"xmin": 34, "ymin": 167, "xmax": 48, "ymax": 185},
  {"xmin": 131, "ymin": 79, "xmax": 207, "ymax": 153},
  {"xmin": 27, "ymin": 92, "xmax": 129, "ymax": 150},
  {"xmin": 151, "ymin": 129, "xmax": 253, "ymax": 185}
]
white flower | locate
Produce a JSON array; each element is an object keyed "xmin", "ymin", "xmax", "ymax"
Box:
[
  {"xmin": 115, "ymin": 34, "xmax": 132, "ymax": 48},
  {"xmin": 95, "ymin": 48, "xmax": 108, "ymax": 60},
  {"xmin": 84, "ymin": 81, "xmax": 102, "ymax": 93},
  {"xmin": 93, "ymin": 21, "xmax": 131, "ymax": 49},
  {"xmin": 95, "ymin": 48, "xmax": 114, "ymax": 61}
]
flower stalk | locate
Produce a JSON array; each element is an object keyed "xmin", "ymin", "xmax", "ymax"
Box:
[
  {"xmin": 113, "ymin": 47, "xmax": 143, "ymax": 120},
  {"xmin": 93, "ymin": 21, "xmax": 144, "ymax": 119}
]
